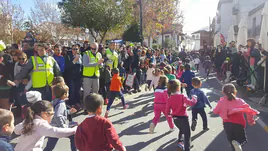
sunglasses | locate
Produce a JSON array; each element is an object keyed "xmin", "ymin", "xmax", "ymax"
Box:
[
  {"xmin": 91, "ymin": 48, "xmax": 97, "ymax": 50},
  {"xmin": 19, "ymin": 58, "xmax": 26, "ymax": 61},
  {"xmin": 46, "ymin": 111, "xmax": 55, "ymax": 116},
  {"xmin": 72, "ymin": 48, "xmax": 78, "ymax": 51}
]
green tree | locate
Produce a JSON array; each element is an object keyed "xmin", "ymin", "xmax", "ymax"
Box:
[
  {"xmin": 164, "ymin": 38, "xmax": 176, "ymax": 49},
  {"xmin": 58, "ymin": 0, "xmax": 133, "ymax": 43},
  {"xmin": 122, "ymin": 22, "xmax": 141, "ymax": 42}
]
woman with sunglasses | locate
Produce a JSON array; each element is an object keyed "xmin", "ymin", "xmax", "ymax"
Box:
[{"xmin": 14, "ymin": 53, "xmax": 32, "ymax": 112}]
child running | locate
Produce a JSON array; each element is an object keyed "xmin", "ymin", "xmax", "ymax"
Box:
[
  {"xmin": 43, "ymin": 84, "xmax": 77, "ymax": 151},
  {"xmin": 213, "ymin": 84, "xmax": 259, "ymax": 151},
  {"xmin": 14, "ymin": 100, "xmax": 77, "ymax": 151},
  {"xmin": 105, "ymin": 68, "xmax": 129, "ymax": 118},
  {"xmin": 166, "ymin": 79, "xmax": 197, "ymax": 151},
  {"xmin": 203, "ymin": 55, "xmax": 212, "ymax": 78},
  {"xmin": 181, "ymin": 64, "xmax": 195, "ymax": 98},
  {"xmin": 0, "ymin": 109, "xmax": 15, "ymax": 151},
  {"xmin": 149, "ymin": 68, "xmax": 161, "ymax": 91},
  {"xmin": 190, "ymin": 77, "xmax": 212, "ymax": 132},
  {"xmin": 149, "ymin": 76, "xmax": 174, "ymax": 134},
  {"xmin": 75, "ymin": 93, "xmax": 126, "ymax": 151},
  {"xmin": 164, "ymin": 65, "xmax": 176, "ymax": 81},
  {"xmin": 145, "ymin": 63, "xmax": 155, "ymax": 91}
]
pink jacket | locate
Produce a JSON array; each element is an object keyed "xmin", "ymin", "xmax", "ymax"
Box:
[
  {"xmin": 213, "ymin": 97, "xmax": 259, "ymax": 127},
  {"xmin": 166, "ymin": 92, "xmax": 197, "ymax": 117},
  {"xmin": 154, "ymin": 88, "xmax": 168, "ymax": 104}
]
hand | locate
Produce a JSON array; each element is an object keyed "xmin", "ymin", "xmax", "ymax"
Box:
[
  {"xmin": 70, "ymin": 108, "xmax": 77, "ymax": 114},
  {"xmin": 249, "ymin": 121, "xmax": 256, "ymax": 126},
  {"xmin": 182, "ymin": 83, "xmax": 187, "ymax": 87},
  {"xmin": 7, "ymin": 80, "xmax": 16, "ymax": 87},
  {"xmin": 210, "ymin": 106, "xmax": 212, "ymax": 109},
  {"xmin": 192, "ymin": 95, "xmax": 197, "ymax": 100},
  {"xmin": 98, "ymin": 59, "xmax": 104, "ymax": 64}
]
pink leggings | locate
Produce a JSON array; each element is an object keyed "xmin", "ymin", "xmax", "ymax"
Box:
[{"xmin": 152, "ymin": 104, "xmax": 174, "ymax": 129}]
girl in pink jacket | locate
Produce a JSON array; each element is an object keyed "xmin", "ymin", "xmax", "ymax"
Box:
[
  {"xmin": 149, "ymin": 76, "xmax": 174, "ymax": 134},
  {"xmin": 213, "ymin": 84, "xmax": 259, "ymax": 151}
]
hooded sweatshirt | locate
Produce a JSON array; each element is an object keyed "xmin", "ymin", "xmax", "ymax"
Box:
[{"xmin": 213, "ymin": 97, "xmax": 259, "ymax": 127}]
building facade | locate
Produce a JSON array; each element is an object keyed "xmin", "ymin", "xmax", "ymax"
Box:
[
  {"xmin": 191, "ymin": 30, "xmax": 212, "ymax": 51},
  {"xmin": 216, "ymin": 0, "xmax": 267, "ymax": 41}
]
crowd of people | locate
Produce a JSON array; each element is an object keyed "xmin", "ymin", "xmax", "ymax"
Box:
[{"xmin": 0, "ymin": 39, "xmax": 263, "ymax": 151}]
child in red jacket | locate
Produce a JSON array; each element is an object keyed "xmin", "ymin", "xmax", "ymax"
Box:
[
  {"xmin": 213, "ymin": 84, "xmax": 259, "ymax": 151},
  {"xmin": 75, "ymin": 93, "xmax": 126, "ymax": 151},
  {"xmin": 166, "ymin": 79, "xmax": 197, "ymax": 151},
  {"xmin": 149, "ymin": 76, "xmax": 174, "ymax": 134}
]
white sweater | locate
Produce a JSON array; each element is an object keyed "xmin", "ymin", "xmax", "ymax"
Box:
[
  {"xmin": 146, "ymin": 68, "xmax": 155, "ymax": 81},
  {"xmin": 149, "ymin": 75, "xmax": 160, "ymax": 89},
  {"xmin": 14, "ymin": 116, "xmax": 77, "ymax": 151}
]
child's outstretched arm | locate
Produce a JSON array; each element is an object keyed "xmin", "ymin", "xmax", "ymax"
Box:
[
  {"xmin": 203, "ymin": 93, "xmax": 212, "ymax": 109},
  {"xmin": 183, "ymin": 95, "xmax": 197, "ymax": 106}
]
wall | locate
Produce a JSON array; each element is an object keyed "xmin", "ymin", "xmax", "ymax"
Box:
[
  {"xmin": 248, "ymin": 6, "xmax": 263, "ymax": 41},
  {"xmin": 192, "ymin": 33, "xmax": 201, "ymax": 50},
  {"xmin": 218, "ymin": 1, "xmax": 233, "ymax": 39}
]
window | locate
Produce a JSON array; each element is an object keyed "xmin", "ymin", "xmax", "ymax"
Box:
[
  {"xmin": 196, "ymin": 34, "xmax": 200, "ymax": 39},
  {"xmin": 192, "ymin": 35, "xmax": 195, "ymax": 39},
  {"xmin": 253, "ymin": 17, "xmax": 256, "ymax": 36}
]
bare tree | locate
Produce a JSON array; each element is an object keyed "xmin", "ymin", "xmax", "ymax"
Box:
[
  {"xmin": 29, "ymin": 0, "xmax": 79, "ymax": 43},
  {"xmin": 0, "ymin": 0, "xmax": 25, "ymax": 44}
]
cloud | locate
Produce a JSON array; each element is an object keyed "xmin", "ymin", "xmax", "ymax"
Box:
[{"xmin": 181, "ymin": 0, "xmax": 219, "ymax": 34}]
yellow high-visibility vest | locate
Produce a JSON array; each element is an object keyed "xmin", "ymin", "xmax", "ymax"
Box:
[
  {"xmin": 31, "ymin": 56, "xmax": 54, "ymax": 88},
  {"xmin": 106, "ymin": 48, "xmax": 118, "ymax": 69},
  {"xmin": 83, "ymin": 51, "xmax": 102, "ymax": 77}
]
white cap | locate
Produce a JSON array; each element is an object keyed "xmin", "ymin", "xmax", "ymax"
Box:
[{"xmin": 26, "ymin": 91, "xmax": 42, "ymax": 103}]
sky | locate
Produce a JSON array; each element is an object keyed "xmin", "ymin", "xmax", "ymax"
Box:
[
  {"xmin": 11, "ymin": 0, "xmax": 219, "ymax": 35},
  {"xmin": 181, "ymin": 0, "xmax": 219, "ymax": 34}
]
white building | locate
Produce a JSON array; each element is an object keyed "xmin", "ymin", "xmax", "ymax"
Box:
[
  {"xmin": 248, "ymin": 3, "xmax": 266, "ymax": 41},
  {"xmin": 216, "ymin": 0, "xmax": 267, "ymax": 40}
]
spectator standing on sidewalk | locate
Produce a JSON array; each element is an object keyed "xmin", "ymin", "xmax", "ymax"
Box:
[
  {"xmin": 15, "ymin": 43, "xmax": 61, "ymax": 101},
  {"xmin": 65, "ymin": 45, "xmax": 82, "ymax": 109},
  {"xmin": 53, "ymin": 44, "xmax": 65, "ymax": 74},
  {"xmin": 106, "ymin": 42, "xmax": 118, "ymax": 70},
  {"xmin": 82, "ymin": 42, "xmax": 104, "ymax": 101}
]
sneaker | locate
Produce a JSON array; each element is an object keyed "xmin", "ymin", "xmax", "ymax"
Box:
[
  {"xmin": 232, "ymin": 140, "xmax": 242, "ymax": 151},
  {"xmin": 191, "ymin": 121, "xmax": 197, "ymax": 131},
  {"xmin": 133, "ymin": 90, "xmax": 137, "ymax": 93},
  {"xmin": 123, "ymin": 104, "xmax": 129, "ymax": 109},
  {"xmin": 203, "ymin": 127, "xmax": 210, "ymax": 131},
  {"xmin": 104, "ymin": 111, "xmax": 109, "ymax": 118},
  {"xmin": 149, "ymin": 123, "xmax": 155, "ymax": 134},
  {"xmin": 137, "ymin": 89, "xmax": 141, "ymax": 92},
  {"xmin": 169, "ymin": 128, "xmax": 175, "ymax": 132},
  {"xmin": 177, "ymin": 142, "xmax": 184, "ymax": 151}
]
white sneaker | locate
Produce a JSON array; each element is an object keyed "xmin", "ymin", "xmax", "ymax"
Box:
[
  {"xmin": 169, "ymin": 128, "xmax": 175, "ymax": 132},
  {"xmin": 149, "ymin": 123, "xmax": 155, "ymax": 134},
  {"xmin": 232, "ymin": 140, "xmax": 242, "ymax": 151}
]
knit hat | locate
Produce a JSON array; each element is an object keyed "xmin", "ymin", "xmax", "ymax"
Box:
[{"xmin": 26, "ymin": 91, "xmax": 42, "ymax": 103}]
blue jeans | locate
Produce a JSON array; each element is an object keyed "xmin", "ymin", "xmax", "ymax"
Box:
[
  {"xmin": 192, "ymin": 108, "xmax": 208, "ymax": 129},
  {"xmin": 43, "ymin": 135, "xmax": 76, "ymax": 151},
  {"xmin": 68, "ymin": 79, "xmax": 81, "ymax": 105},
  {"xmin": 106, "ymin": 91, "xmax": 126, "ymax": 111}
]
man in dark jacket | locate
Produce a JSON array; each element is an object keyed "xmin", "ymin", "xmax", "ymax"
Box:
[{"xmin": 65, "ymin": 45, "xmax": 82, "ymax": 109}]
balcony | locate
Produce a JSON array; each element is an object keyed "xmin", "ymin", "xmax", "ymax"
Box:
[{"xmin": 232, "ymin": 6, "xmax": 239, "ymax": 15}]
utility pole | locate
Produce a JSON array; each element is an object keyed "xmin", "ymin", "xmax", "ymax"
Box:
[{"xmin": 139, "ymin": 0, "xmax": 143, "ymax": 45}]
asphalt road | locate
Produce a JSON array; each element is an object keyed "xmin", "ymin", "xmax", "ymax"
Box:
[{"xmin": 11, "ymin": 68, "xmax": 268, "ymax": 151}]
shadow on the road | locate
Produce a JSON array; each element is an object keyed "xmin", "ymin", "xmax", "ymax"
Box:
[
  {"xmin": 208, "ymin": 111, "xmax": 219, "ymax": 118},
  {"xmin": 108, "ymin": 111, "xmax": 124, "ymax": 118},
  {"xmin": 205, "ymin": 130, "xmax": 231, "ymax": 151},
  {"xmin": 125, "ymin": 131, "xmax": 173, "ymax": 151},
  {"xmin": 118, "ymin": 121, "xmax": 150, "ymax": 137},
  {"xmin": 191, "ymin": 130, "xmax": 207, "ymax": 141},
  {"xmin": 112, "ymin": 103, "xmax": 153, "ymax": 125},
  {"xmin": 156, "ymin": 138, "xmax": 177, "ymax": 151},
  {"xmin": 134, "ymin": 92, "xmax": 154, "ymax": 99}
]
